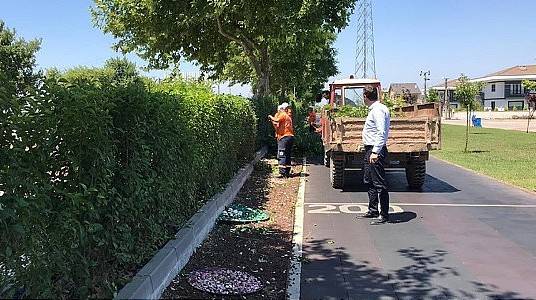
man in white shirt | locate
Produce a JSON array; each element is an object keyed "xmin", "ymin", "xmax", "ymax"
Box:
[
  {"xmin": 314, "ymin": 90, "xmax": 330, "ymax": 109},
  {"xmin": 361, "ymin": 86, "xmax": 391, "ymax": 225}
]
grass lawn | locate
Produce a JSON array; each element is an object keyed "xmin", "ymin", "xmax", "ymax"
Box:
[{"xmin": 432, "ymin": 124, "xmax": 536, "ymax": 192}]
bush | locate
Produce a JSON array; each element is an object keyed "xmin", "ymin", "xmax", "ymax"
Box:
[
  {"xmin": 250, "ymin": 95, "xmax": 323, "ymax": 157},
  {"xmin": 0, "ymin": 59, "xmax": 256, "ymax": 298},
  {"xmin": 289, "ymin": 99, "xmax": 323, "ymax": 157},
  {"xmin": 251, "ymin": 96, "xmax": 278, "ymax": 151}
]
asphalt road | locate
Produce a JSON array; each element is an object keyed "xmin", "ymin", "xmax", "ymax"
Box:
[{"xmin": 300, "ymin": 157, "xmax": 536, "ymax": 300}]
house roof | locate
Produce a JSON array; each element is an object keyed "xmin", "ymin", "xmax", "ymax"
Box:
[
  {"xmin": 331, "ymin": 78, "xmax": 381, "ymax": 86},
  {"xmin": 484, "ymin": 65, "xmax": 536, "ymax": 77},
  {"xmin": 472, "ymin": 65, "xmax": 536, "ymax": 82},
  {"xmin": 388, "ymin": 83, "xmax": 421, "ymax": 94},
  {"xmin": 432, "ymin": 79, "xmax": 460, "ymax": 90}
]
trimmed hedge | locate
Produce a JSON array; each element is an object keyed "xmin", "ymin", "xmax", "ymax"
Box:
[
  {"xmin": 289, "ymin": 99, "xmax": 324, "ymax": 157},
  {"xmin": 0, "ymin": 59, "xmax": 256, "ymax": 298},
  {"xmin": 251, "ymin": 95, "xmax": 323, "ymax": 157}
]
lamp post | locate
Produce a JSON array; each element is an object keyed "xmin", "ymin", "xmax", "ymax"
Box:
[
  {"xmin": 443, "ymin": 77, "xmax": 449, "ymax": 119},
  {"xmin": 420, "ymin": 70, "xmax": 431, "ymax": 102}
]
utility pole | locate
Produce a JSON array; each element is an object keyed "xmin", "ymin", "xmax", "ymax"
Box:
[
  {"xmin": 443, "ymin": 77, "xmax": 449, "ymax": 119},
  {"xmin": 420, "ymin": 70, "xmax": 431, "ymax": 102}
]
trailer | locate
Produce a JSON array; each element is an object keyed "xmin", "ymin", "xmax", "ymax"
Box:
[{"xmin": 321, "ymin": 78, "xmax": 441, "ymax": 189}]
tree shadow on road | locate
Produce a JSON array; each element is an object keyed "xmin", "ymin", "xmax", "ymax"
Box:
[
  {"xmin": 301, "ymin": 240, "xmax": 525, "ymax": 300},
  {"xmin": 341, "ymin": 170, "xmax": 460, "ymax": 193}
]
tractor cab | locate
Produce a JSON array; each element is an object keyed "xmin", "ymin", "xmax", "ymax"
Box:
[{"xmin": 329, "ymin": 78, "xmax": 381, "ymax": 108}]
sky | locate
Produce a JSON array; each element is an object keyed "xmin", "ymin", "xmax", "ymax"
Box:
[{"xmin": 1, "ymin": 0, "xmax": 536, "ymax": 94}]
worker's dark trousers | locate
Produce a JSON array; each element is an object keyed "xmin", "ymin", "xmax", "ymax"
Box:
[
  {"xmin": 278, "ymin": 136, "xmax": 294, "ymax": 176},
  {"xmin": 363, "ymin": 145, "xmax": 390, "ymax": 219}
]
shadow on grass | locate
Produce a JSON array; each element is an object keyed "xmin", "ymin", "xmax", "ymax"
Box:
[
  {"xmin": 301, "ymin": 240, "xmax": 526, "ymax": 299},
  {"xmin": 467, "ymin": 150, "xmax": 490, "ymax": 154}
]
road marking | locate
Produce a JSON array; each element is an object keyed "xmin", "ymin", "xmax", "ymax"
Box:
[
  {"xmin": 306, "ymin": 202, "xmax": 536, "ymax": 208},
  {"xmin": 306, "ymin": 203, "xmax": 403, "ymax": 214},
  {"xmin": 287, "ymin": 158, "xmax": 306, "ymax": 300}
]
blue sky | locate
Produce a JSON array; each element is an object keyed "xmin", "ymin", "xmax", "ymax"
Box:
[{"xmin": 2, "ymin": 0, "xmax": 536, "ymax": 93}]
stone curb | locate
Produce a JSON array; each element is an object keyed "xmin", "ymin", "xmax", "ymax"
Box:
[{"xmin": 116, "ymin": 147, "xmax": 268, "ymax": 299}]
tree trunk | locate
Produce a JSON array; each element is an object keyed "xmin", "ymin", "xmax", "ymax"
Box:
[
  {"xmin": 527, "ymin": 107, "xmax": 534, "ymax": 133},
  {"xmin": 255, "ymin": 69, "xmax": 270, "ymax": 98},
  {"xmin": 465, "ymin": 108, "xmax": 469, "ymax": 152},
  {"xmin": 215, "ymin": 17, "xmax": 271, "ymax": 98}
]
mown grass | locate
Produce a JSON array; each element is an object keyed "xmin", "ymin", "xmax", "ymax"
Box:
[{"xmin": 432, "ymin": 124, "xmax": 536, "ymax": 192}]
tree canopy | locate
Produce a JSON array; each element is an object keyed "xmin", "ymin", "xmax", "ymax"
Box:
[
  {"xmin": 92, "ymin": 0, "xmax": 355, "ymax": 98},
  {"xmin": 455, "ymin": 75, "xmax": 483, "ymax": 111},
  {"xmin": 0, "ymin": 20, "xmax": 41, "ymax": 101},
  {"xmin": 427, "ymin": 88, "xmax": 439, "ymax": 103}
]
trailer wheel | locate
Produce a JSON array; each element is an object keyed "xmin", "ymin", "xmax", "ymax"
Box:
[
  {"xmin": 324, "ymin": 151, "xmax": 331, "ymax": 167},
  {"xmin": 405, "ymin": 160, "xmax": 426, "ymax": 189},
  {"xmin": 330, "ymin": 156, "xmax": 344, "ymax": 189}
]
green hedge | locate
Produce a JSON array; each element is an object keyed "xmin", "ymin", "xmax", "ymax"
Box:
[
  {"xmin": 251, "ymin": 95, "xmax": 323, "ymax": 157},
  {"xmin": 289, "ymin": 99, "xmax": 324, "ymax": 157},
  {"xmin": 0, "ymin": 59, "xmax": 256, "ymax": 298}
]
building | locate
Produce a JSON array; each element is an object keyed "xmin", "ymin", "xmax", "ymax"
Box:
[
  {"xmin": 388, "ymin": 83, "xmax": 421, "ymax": 104},
  {"xmin": 431, "ymin": 79, "xmax": 460, "ymax": 109},
  {"xmin": 472, "ymin": 65, "xmax": 536, "ymax": 111}
]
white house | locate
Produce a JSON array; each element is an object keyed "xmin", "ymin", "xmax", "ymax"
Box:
[
  {"xmin": 472, "ymin": 65, "xmax": 536, "ymax": 111},
  {"xmin": 431, "ymin": 65, "xmax": 536, "ymax": 112}
]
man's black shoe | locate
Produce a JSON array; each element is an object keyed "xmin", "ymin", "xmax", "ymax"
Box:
[
  {"xmin": 370, "ymin": 216, "xmax": 389, "ymax": 225},
  {"xmin": 361, "ymin": 212, "xmax": 379, "ymax": 218}
]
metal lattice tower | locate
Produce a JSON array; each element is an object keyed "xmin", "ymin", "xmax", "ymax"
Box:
[{"xmin": 354, "ymin": 0, "xmax": 377, "ymax": 79}]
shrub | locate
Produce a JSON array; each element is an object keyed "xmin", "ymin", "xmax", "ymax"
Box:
[
  {"xmin": 289, "ymin": 99, "xmax": 323, "ymax": 157},
  {"xmin": 0, "ymin": 59, "xmax": 256, "ymax": 298},
  {"xmin": 251, "ymin": 96, "xmax": 278, "ymax": 151}
]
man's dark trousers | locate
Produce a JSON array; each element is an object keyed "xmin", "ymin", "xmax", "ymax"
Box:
[
  {"xmin": 278, "ymin": 136, "xmax": 294, "ymax": 176},
  {"xmin": 363, "ymin": 145, "xmax": 390, "ymax": 218}
]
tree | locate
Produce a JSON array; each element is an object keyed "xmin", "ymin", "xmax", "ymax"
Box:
[
  {"xmin": 522, "ymin": 80, "xmax": 536, "ymax": 133},
  {"xmin": 427, "ymin": 88, "xmax": 439, "ymax": 103},
  {"xmin": 401, "ymin": 88, "xmax": 417, "ymax": 105},
  {"xmin": 454, "ymin": 75, "xmax": 484, "ymax": 152},
  {"xmin": 92, "ymin": 0, "xmax": 355, "ymax": 98},
  {"xmin": 0, "ymin": 19, "xmax": 42, "ymax": 181},
  {"xmin": 0, "ymin": 20, "xmax": 41, "ymax": 101}
]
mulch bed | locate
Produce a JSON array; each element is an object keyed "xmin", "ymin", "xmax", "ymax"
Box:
[{"xmin": 162, "ymin": 158, "xmax": 302, "ymax": 299}]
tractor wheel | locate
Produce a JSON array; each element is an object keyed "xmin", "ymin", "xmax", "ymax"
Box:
[
  {"xmin": 324, "ymin": 151, "xmax": 331, "ymax": 167},
  {"xmin": 405, "ymin": 160, "xmax": 426, "ymax": 189},
  {"xmin": 330, "ymin": 156, "xmax": 344, "ymax": 189}
]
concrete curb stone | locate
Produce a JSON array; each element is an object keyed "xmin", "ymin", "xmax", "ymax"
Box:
[{"xmin": 115, "ymin": 148, "xmax": 267, "ymax": 299}]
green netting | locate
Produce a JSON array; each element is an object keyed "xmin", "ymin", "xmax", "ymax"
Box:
[{"xmin": 218, "ymin": 203, "xmax": 270, "ymax": 224}]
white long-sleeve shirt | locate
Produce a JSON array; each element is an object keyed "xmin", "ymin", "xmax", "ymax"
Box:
[{"xmin": 362, "ymin": 101, "xmax": 390, "ymax": 153}]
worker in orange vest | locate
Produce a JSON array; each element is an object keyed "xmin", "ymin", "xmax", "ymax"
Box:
[
  {"xmin": 269, "ymin": 102, "xmax": 295, "ymax": 177},
  {"xmin": 307, "ymin": 106, "xmax": 318, "ymax": 133}
]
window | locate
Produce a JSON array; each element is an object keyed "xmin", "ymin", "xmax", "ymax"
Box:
[
  {"xmin": 508, "ymin": 101, "xmax": 524, "ymax": 110},
  {"xmin": 491, "ymin": 84, "xmax": 496, "ymax": 92},
  {"xmin": 334, "ymin": 88, "xmax": 343, "ymax": 107},
  {"xmin": 511, "ymin": 83, "xmax": 522, "ymax": 95},
  {"xmin": 343, "ymin": 87, "xmax": 365, "ymax": 106}
]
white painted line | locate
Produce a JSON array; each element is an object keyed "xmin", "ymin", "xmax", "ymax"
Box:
[
  {"xmin": 287, "ymin": 158, "xmax": 306, "ymax": 300},
  {"xmin": 306, "ymin": 202, "xmax": 536, "ymax": 208}
]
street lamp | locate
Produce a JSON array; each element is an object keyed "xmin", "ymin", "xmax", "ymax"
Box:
[
  {"xmin": 443, "ymin": 77, "xmax": 449, "ymax": 119},
  {"xmin": 420, "ymin": 70, "xmax": 431, "ymax": 102}
]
